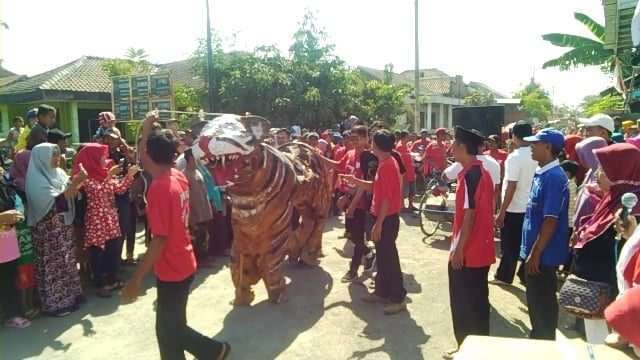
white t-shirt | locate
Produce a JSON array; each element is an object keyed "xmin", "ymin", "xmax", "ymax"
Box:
[
  {"xmin": 443, "ymin": 155, "xmax": 501, "ymax": 186},
  {"xmin": 501, "ymin": 146, "xmax": 537, "ymax": 213}
]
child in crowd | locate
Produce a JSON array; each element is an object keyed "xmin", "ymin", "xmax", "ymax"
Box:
[
  {"xmin": 0, "ymin": 183, "xmax": 31, "ymax": 328},
  {"xmin": 341, "ymin": 129, "xmax": 407, "ymax": 315},
  {"xmin": 337, "ymin": 126, "xmax": 376, "ymax": 282},
  {"xmin": 396, "ymin": 131, "xmax": 417, "ymax": 211},
  {"xmin": 183, "ymin": 149, "xmax": 214, "ymax": 268}
]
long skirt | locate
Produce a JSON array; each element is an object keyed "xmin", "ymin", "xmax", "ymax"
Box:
[{"xmin": 33, "ymin": 210, "xmax": 82, "ymax": 313}]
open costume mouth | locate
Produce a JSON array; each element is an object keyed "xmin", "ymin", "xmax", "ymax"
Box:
[{"xmin": 192, "ymin": 114, "xmax": 264, "ymax": 185}]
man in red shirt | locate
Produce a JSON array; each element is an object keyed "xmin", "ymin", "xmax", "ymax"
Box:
[
  {"xmin": 444, "ymin": 126, "xmax": 496, "ymax": 359},
  {"xmin": 122, "ymin": 112, "xmax": 230, "ymax": 360},
  {"xmin": 396, "ymin": 131, "xmax": 417, "ymax": 211},
  {"xmin": 341, "ymin": 129, "xmax": 407, "ymax": 315},
  {"xmin": 423, "ymin": 128, "xmax": 449, "ymax": 176},
  {"xmin": 337, "ymin": 126, "xmax": 375, "ymax": 282},
  {"xmin": 484, "ymin": 135, "xmax": 507, "ymax": 164},
  {"xmin": 410, "ymin": 129, "xmax": 431, "ymax": 154}
]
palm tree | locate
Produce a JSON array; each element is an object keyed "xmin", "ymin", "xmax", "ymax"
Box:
[
  {"xmin": 542, "ymin": 12, "xmax": 627, "ymax": 75},
  {"xmin": 125, "ymin": 47, "xmax": 149, "ymax": 62}
]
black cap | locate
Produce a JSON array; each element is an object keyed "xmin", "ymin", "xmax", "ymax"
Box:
[
  {"xmin": 47, "ymin": 129, "xmax": 71, "ymax": 143},
  {"xmin": 454, "ymin": 126, "xmax": 485, "ymax": 149}
]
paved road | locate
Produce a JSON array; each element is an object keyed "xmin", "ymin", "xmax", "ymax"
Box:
[{"xmin": 0, "ymin": 214, "xmax": 631, "ymax": 359}]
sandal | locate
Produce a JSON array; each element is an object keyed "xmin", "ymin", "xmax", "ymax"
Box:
[
  {"xmin": 122, "ymin": 258, "xmax": 137, "ymax": 266},
  {"xmin": 5, "ymin": 317, "xmax": 31, "ymax": 329},
  {"xmin": 217, "ymin": 342, "xmax": 231, "ymax": 360}
]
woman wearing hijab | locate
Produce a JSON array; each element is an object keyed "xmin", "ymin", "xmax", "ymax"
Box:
[
  {"xmin": 573, "ymin": 137, "xmax": 608, "ymax": 229},
  {"xmin": 9, "ymin": 150, "xmax": 31, "ymax": 203},
  {"xmin": 73, "ymin": 144, "xmax": 138, "ymax": 297},
  {"xmin": 573, "ymin": 143, "xmax": 640, "ymax": 342},
  {"xmin": 26, "ymin": 143, "xmax": 86, "ymax": 317},
  {"xmin": 564, "ymin": 134, "xmax": 584, "ymax": 185}
]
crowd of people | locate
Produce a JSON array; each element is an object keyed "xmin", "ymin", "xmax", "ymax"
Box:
[{"xmin": 1, "ymin": 106, "xmax": 640, "ymax": 360}]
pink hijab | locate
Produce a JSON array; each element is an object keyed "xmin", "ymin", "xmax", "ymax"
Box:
[{"xmin": 10, "ymin": 150, "xmax": 31, "ymax": 192}]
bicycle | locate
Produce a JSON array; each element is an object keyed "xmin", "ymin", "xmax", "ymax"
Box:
[{"xmin": 417, "ymin": 164, "xmax": 456, "ymax": 238}]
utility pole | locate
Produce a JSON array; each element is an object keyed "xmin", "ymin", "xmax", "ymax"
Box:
[
  {"xmin": 205, "ymin": 0, "xmax": 215, "ymax": 112},
  {"xmin": 414, "ymin": 0, "xmax": 420, "ymax": 132}
]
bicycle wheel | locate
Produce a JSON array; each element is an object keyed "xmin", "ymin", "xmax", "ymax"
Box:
[{"xmin": 419, "ymin": 189, "xmax": 441, "ymax": 237}]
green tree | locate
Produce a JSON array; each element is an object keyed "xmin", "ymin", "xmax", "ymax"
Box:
[
  {"xmin": 102, "ymin": 47, "xmax": 154, "ymax": 77},
  {"xmin": 464, "ymin": 90, "xmax": 496, "ymax": 106},
  {"xmin": 542, "ymin": 12, "xmax": 630, "ymax": 76},
  {"xmin": 174, "ymin": 84, "xmax": 201, "ymax": 111},
  {"xmin": 581, "ymin": 93, "xmax": 624, "ymax": 116},
  {"xmin": 188, "ymin": 11, "xmax": 407, "ymax": 128},
  {"xmin": 515, "ymin": 81, "xmax": 553, "ymax": 121}
]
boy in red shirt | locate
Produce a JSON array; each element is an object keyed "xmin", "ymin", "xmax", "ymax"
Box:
[
  {"xmin": 341, "ymin": 129, "xmax": 407, "ymax": 315},
  {"xmin": 444, "ymin": 126, "xmax": 496, "ymax": 359},
  {"xmin": 423, "ymin": 128, "xmax": 449, "ymax": 176},
  {"xmin": 396, "ymin": 131, "xmax": 417, "ymax": 211},
  {"xmin": 337, "ymin": 126, "xmax": 376, "ymax": 282},
  {"xmin": 122, "ymin": 113, "xmax": 230, "ymax": 360}
]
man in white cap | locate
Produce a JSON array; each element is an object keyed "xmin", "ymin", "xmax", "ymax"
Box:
[{"xmin": 579, "ymin": 113, "xmax": 614, "ymax": 144}]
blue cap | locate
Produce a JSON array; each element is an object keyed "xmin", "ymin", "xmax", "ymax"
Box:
[
  {"xmin": 523, "ymin": 128, "xmax": 565, "ymax": 150},
  {"xmin": 26, "ymin": 108, "xmax": 38, "ymax": 119}
]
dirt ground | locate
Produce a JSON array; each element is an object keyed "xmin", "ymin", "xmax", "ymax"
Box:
[{"xmin": 0, "ymin": 213, "xmax": 634, "ymax": 359}]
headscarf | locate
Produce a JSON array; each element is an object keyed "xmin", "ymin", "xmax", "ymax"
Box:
[
  {"xmin": 573, "ymin": 137, "xmax": 608, "ymax": 229},
  {"xmin": 576, "ymin": 137, "xmax": 607, "ymax": 171},
  {"xmin": 10, "ymin": 150, "xmax": 31, "ymax": 192},
  {"xmin": 72, "ymin": 143, "xmax": 109, "ymax": 181},
  {"xmin": 575, "ymin": 143, "xmax": 640, "ymax": 248},
  {"xmin": 25, "ymin": 143, "xmax": 73, "ymax": 226},
  {"xmin": 627, "ymin": 135, "xmax": 640, "ymax": 149},
  {"xmin": 564, "ymin": 134, "xmax": 583, "ymax": 162}
]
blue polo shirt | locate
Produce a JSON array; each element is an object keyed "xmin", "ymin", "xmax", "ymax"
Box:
[{"xmin": 520, "ymin": 159, "xmax": 570, "ymax": 266}]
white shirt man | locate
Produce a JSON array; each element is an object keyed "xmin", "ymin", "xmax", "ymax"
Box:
[{"xmin": 491, "ymin": 121, "xmax": 538, "ymax": 285}]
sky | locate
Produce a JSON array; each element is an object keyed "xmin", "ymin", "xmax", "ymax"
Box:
[{"xmin": 1, "ymin": 0, "xmax": 614, "ymax": 106}]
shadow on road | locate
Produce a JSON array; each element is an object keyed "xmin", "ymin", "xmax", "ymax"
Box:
[
  {"xmin": 490, "ymin": 304, "xmax": 530, "ymax": 338},
  {"xmin": 325, "ymin": 282, "xmax": 429, "ymax": 360},
  {"xmin": 210, "ymin": 265, "xmax": 333, "ymax": 359}
]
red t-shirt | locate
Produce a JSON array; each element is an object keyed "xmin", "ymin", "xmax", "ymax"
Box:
[
  {"xmin": 395, "ymin": 143, "xmax": 416, "ymax": 182},
  {"xmin": 424, "ymin": 141, "xmax": 448, "ymax": 174},
  {"xmin": 333, "ymin": 145, "xmax": 347, "ymax": 161},
  {"xmin": 410, "ymin": 138, "xmax": 430, "ymax": 153},
  {"xmin": 147, "ymin": 168, "xmax": 197, "ymax": 282},
  {"xmin": 371, "ymin": 156, "xmax": 402, "ymax": 217},
  {"xmin": 484, "ymin": 149, "xmax": 508, "ymax": 166},
  {"xmin": 337, "ymin": 149, "xmax": 367, "ymax": 208}
]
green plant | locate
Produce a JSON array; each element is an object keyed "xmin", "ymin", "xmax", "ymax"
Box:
[
  {"xmin": 581, "ymin": 94, "xmax": 624, "ymax": 116},
  {"xmin": 464, "ymin": 90, "xmax": 496, "ymax": 106},
  {"xmin": 515, "ymin": 81, "xmax": 553, "ymax": 121},
  {"xmin": 542, "ymin": 12, "xmax": 631, "ymax": 77}
]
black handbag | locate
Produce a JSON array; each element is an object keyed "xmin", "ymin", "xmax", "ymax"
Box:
[{"xmin": 558, "ymin": 274, "xmax": 614, "ymax": 319}]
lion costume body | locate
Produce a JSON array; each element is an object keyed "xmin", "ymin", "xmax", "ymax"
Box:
[{"xmin": 193, "ymin": 115, "xmax": 332, "ymax": 305}]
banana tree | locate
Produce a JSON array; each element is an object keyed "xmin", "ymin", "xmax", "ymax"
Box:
[{"xmin": 542, "ymin": 12, "xmax": 631, "ymax": 77}]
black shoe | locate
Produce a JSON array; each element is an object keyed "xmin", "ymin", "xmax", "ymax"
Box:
[
  {"xmin": 341, "ymin": 271, "xmax": 357, "ymax": 283},
  {"xmin": 363, "ymin": 253, "xmax": 376, "ymax": 273}
]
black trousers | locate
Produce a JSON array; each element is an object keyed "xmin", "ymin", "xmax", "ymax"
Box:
[
  {"xmin": 0, "ymin": 259, "xmax": 19, "ymax": 319},
  {"xmin": 156, "ymin": 275, "xmax": 223, "ymax": 360},
  {"xmin": 495, "ymin": 212, "xmax": 525, "ymax": 284},
  {"xmin": 448, "ymin": 264, "xmax": 490, "ymax": 345},
  {"xmin": 89, "ymin": 239, "xmax": 120, "ymax": 287},
  {"xmin": 373, "ymin": 214, "xmax": 406, "ymax": 303},
  {"xmin": 525, "ymin": 266, "xmax": 558, "ymax": 340},
  {"xmin": 347, "ymin": 208, "xmax": 371, "ymax": 274},
  {"xmin": 116, "ymin": 195, "xmax": 132, "ymax": 262}
]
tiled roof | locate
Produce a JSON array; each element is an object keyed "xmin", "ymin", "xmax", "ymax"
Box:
[
  {"xmin": 157, "ymin": 59, "xmax": 205, "ymax": 90},
  {"xmin": 0, "ymin": 56, "xmax": 113, "ymax": 95}
]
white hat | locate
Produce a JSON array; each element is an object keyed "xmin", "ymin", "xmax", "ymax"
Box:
[{"xmin": 579, "ymin": 114, "xmax": 615, "ymax": 133}]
